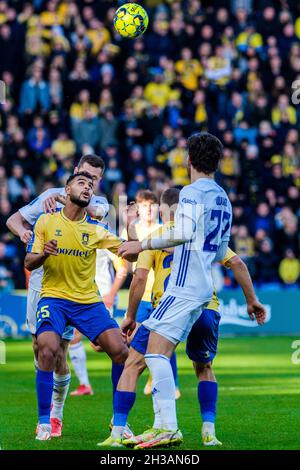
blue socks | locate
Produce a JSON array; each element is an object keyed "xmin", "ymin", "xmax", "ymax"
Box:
[
  {"xmin": 111, "ymin": 362, "xmax": 124, "ymax": 397},
  {"xmin": 170, "ymin": 352, "xmax": 178, "ymax": 387},
  {"xmin": 36, "ymin": 370, "xmax": 54, "ymax": 424},
  {"xmin": 113, "ymin": 390, "xmax": 136, "ymax": 427},
  {"xmin": 198, "ymin": 381, "xmax": 218, "ymax": 423}
]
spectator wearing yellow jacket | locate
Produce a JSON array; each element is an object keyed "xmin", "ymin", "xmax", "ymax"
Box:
[
  {"xmin": 279, "ymin": 249, "xmax": 300, "ymax": 285},
  {"xmin": 144, "ymin": 72, "xmax": 172, "ymax": 109}
]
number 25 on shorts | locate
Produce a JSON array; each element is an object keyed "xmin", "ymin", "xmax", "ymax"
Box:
[{"xmin": 36, "ymin": 305, "xmax": 50, "ymax": 322}]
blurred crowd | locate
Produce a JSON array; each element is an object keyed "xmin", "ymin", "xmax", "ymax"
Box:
[{"xmin": 0, "ymin": 0, "xmax": 300, "ymax": 290}]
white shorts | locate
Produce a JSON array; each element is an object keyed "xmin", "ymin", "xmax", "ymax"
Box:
[
  {"xmin": 26, "ymin": 288, "xmax": 74, "ymax": 341},
  {"xmin": 142, "ymin": 294, "xmax": 208, "ymax": 344}
]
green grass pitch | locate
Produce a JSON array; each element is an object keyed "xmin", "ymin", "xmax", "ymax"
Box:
[{"xmin": 1, "ymin": 336, "xmax": 300, "ymax": 450}]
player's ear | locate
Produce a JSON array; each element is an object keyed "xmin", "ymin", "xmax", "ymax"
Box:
[
  {"xmin": 74, "ymin": 166, "xmax": 79, "ymax": 174},
  {"xmin": 65, "ymin": 183, "xmax": 71, "ymax": 196}
]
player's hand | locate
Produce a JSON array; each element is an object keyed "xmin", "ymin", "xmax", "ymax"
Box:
[
  {"xmin": 125, "ymin": 202, "xmax": 139, "ymax": 233},
  {"xmin": 42, "ymin": 196, "xmax": 57, "ymax": 214},
  {"xmin": 20, "ymin": 229, "xmax": 33, "ymax": 244},
  {"xmin": 121, "ymin": 315, "xmax": 136, "ymax": 338},
  {"xmin": 102, "ymin": 292, "xmax": 115, "ymax": 310},
  {"xmin": 247, "ymin": 299, "xmax": 266, "ymax": 326},
  {"xmin": 43, "ymin": 239, "xmax": 58, "ymax": 257},
  {"xmin": 118, "ymin": 241, "xmax": 142, "ymax": 261}
]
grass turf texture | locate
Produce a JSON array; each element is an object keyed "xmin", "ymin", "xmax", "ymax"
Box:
[{"xmin": 1, "ymin": 336, "xmax": 300, "ymax": 450}]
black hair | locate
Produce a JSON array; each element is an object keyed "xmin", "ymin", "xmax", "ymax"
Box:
[
  {"xmin": 66, "ymin": 171, "xmax": 93, "ymax": 186},
  {"xmin": 161, "ymin": 188, "xmax": 180, "ymax": 207},
  {"xmin": 77, "ymin": 154, "xmax": 105, "ymax": 173},
  {"xmin": 187, "ymin": 132, "xmax": 223, "ymax": 175}
]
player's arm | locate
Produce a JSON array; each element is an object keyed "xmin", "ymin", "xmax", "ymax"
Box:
[
  {"xmin": 6, "ymin": 210, "xmax": 33, "ymax": 243},
  {"xmin": 126, "ymin": 202, "xmax": 139, "ymax": 241},
  {"xmin": 223, "ymin": 251, "xmax": 266, "ymax": 325},
  {"xmin": 24, "ymin": 215, "xmax": 58, "ymax": 271},
  {"xmin": 99, "ymin": 224, "xmax": 137, "ymax": 262},
  {"xmin": 119, "ymin": 190, "xmax": 197, "ymax": 259},
  {"xmin": 7, "ymin": 189, "xmax": 55, "ymax": 243},
  {"xmin": 121, "ymin": 268, "xmax": 149, "ymax": 336},
  {"xmin": 121, "ymin": 250, "xmax": 154, "ymax": 336},
  {"xmin": 25, "ymin": 240, "xmax": 58, "ymax": 271}
]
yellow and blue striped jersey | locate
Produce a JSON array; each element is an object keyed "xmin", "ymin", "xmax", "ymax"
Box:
[
  {"xmin": 136, "ymin": 221, "xmax": 237, "ymax": 312},
  {"xmin": 27, "ymin": 208, "xmax": 123, "ymax": 304}
]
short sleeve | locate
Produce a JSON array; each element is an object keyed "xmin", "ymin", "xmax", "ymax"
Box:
[
  {"xmin": 220, "ymin": 247, "xmax": 237, "ymax": 267},
  {"xmin": 27, "ymin": 215, "xmax": 46, "ymax": 254},
  {"xmin": 136, "ymin": 250, "xmax": 155, "ymax": 271},
  {"xmin": 97, "ymin": 224, "xmax": 123, "ymax": 255}
]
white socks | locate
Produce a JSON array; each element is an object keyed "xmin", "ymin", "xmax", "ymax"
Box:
[
  {"xmin": 202, "ymin": 421, "xmax": 215, "ymax": 436},
  {"xmin": 152, "ymin": 393, "xmax": 162, "ymax": 429},
  {"xmin": 51, "ymin": 373, "xmax": 71, "ymax": 421},
  {"xmin": 145, "ymin": 354, "xmax": 177, "ymax": 431},
  {"xmin": 69, "ymin": 341, "xmax": 90, "ymax": 386}
]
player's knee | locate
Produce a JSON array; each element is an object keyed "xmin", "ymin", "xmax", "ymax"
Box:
[
  {"xmin": 112, "ymin": 345, "xmax": 128, "ymax": 365},
  {"xmin": 126, "ymin": 353, "xmax": 146, "ymax": 376},
  {"xmin": 55, "ymin": 346, "xmax": 69, "ymax": 375},
  {"xmin": 38, "ymin": 344, "xmax": 58, "ymax": 370},
  {"xmin": 129, "ymin": 361, "xmax": 145, "ymax": 378},
  {"xmin": 194, "ymin": 361, "xmax": 212, "ymax": 378}
]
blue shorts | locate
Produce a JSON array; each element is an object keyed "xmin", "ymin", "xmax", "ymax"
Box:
[
  {"xmin": 136, "ymin": 301, "xmax": 153, "ymax": 323},
  {"xmin": 132, "ymin": 308, "xmax": 220, "ymax": 363},
  {"xmin": 186, "ymin": 309, "xmax": 221, "ymax": 363},
  {"xmin": 131, "ymin": 324, "xmax": 150, "ymax": 355},
  {"xmin": 36, "ymin": 297, "xmax": 119, "ymax": 344}
]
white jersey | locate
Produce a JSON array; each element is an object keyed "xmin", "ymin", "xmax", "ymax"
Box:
[
  {"xmin": 165, "ymin": 178, "xmax": 232, "ymax": 303},
  {"xmin": 20, "ymin": 187, "xmax": 109, "ymax": 292},
  {"xmin": 95, "ymin": 249, "xmax": 116, "ymax": 298}
]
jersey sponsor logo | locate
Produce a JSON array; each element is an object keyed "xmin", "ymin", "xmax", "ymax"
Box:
[
  {"xmin": 82, "ymin": 233, "xmax": 89, "ymax": 245},
  {"xmin": 55, "ymin": 229, "xmax": 62, "ymax": 237},
  {"xmin": 182, "ymin": 197, "xmax": 197, "ymax": 205},
  {"xmin": 57, "ymin": 248, "xmax": 89, "ymax": 258}
]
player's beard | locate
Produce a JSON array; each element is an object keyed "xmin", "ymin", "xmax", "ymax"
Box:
[{"xmin": 70, "ymin": 194, "xmax": 90, "ymax": 208}]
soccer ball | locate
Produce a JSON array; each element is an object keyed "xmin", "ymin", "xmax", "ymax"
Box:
[{"xmin": 113, "ymin": 3, "xmax": 149, "ymax": 38}]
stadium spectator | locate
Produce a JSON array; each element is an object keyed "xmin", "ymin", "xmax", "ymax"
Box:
[
  {"xmin": 255, "ymin": 238, "xmax": 279, "ymax": 286},
  {"xmin": 0, "ymin": 0, "xmax": 299, "ymax": 289},
  {"xmin": 279, "ymin": 249, "xmax": 300, "ymax": 286},
  {"xmin": 19, "ymin": 68, "xmax": 51, "ymax": 115}
]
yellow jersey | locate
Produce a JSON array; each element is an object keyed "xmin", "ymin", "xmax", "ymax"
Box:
[
  {"xmin": 137, "ymin": 222, "xmax": 237, "ymax": 312},
  {"xmin": 27, "ymin": 208, "xmax": 122, "ymax": 304},
  {"xmin": 122, "ymin": 221, "xmax": 161, "ymax": 303}
]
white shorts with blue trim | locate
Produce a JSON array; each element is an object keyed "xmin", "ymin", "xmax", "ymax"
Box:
[
  {"xmin": 142, "ymin": 294, "xmax": 208, "ymax": 345},
  {"xmin": 26, "ymin": 287, "xmax": 74, "ymax": 341}
]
